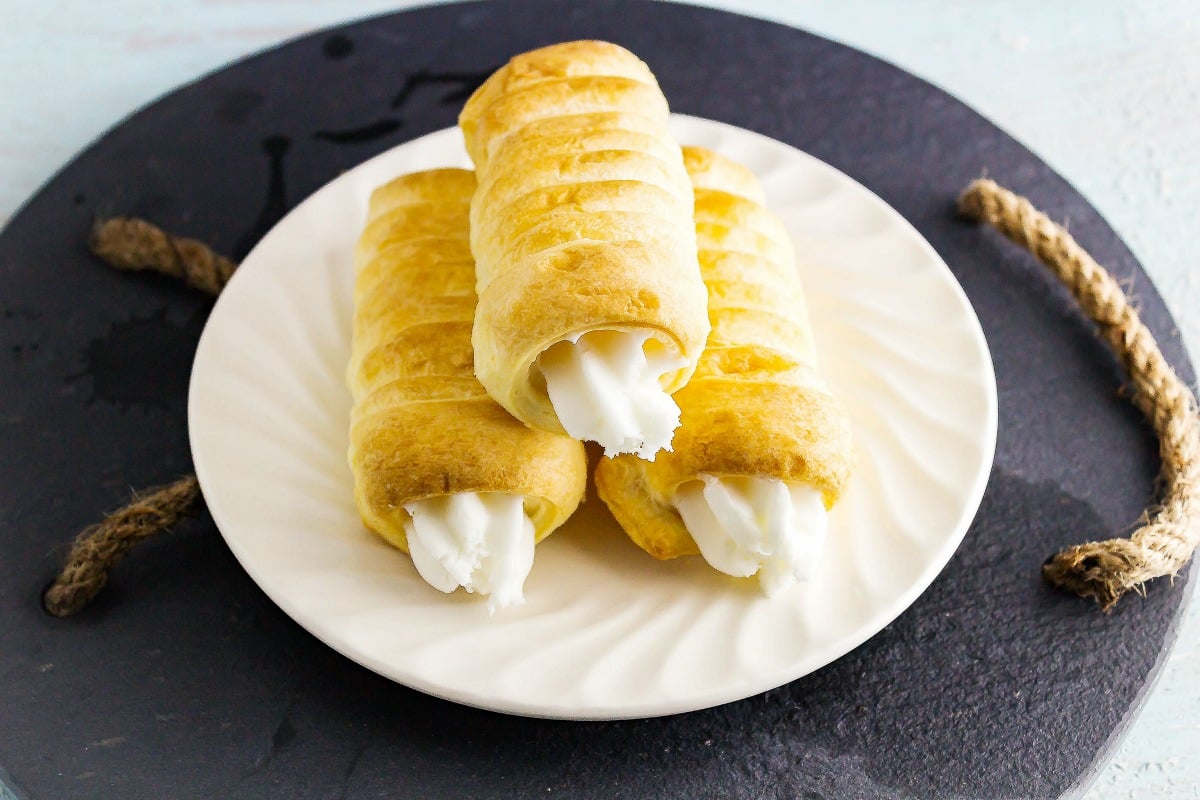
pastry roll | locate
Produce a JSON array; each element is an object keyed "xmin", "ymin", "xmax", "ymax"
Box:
[
  {"xmin": 459, "ymin": 40, "xmax": 710, "ymax": 460},
  {"xmin": 347, "ymin": 168, "xmax": 587, "ymax": 611},
  {"xmin": 594, "ymin": 148, "xmax": 854, "ymax": 594}
]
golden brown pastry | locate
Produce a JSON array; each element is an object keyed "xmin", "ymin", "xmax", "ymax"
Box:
[
  {"xmin": 459, "ymin": 41, "xmax": 710, "ymax": 460},
  {"xmin": 595, "ymin": 147, "xmax": 854, "ymax": 594},
  {"xmin": 347, "ymin": 168, "xmax": 587, "ymax": 610}
]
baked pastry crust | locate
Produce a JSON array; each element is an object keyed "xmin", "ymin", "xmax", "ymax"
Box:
[
  {"xmin": 595, "ymin": 148, "xmax": 854, "ymax": 559},
  {"xmin": 347, "ymin": 168, "xmax": 587, "ymax": 552},
  {"xmin": 459, "ymin": 41, "xmax": 710, "ymax": 434}
]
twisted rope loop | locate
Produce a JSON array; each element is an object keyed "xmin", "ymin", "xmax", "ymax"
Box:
[
  {"xmin": 40, "ymin": 216, "xmax": 235, "ymax": 617},
  {"xmin": 43, "ymin": 476, "xmax": 202, "ymax": 617},
  {"xmin": 89, "ymin": 217, "xmax": 235, "ymax": 295},
  {"xmin": 46, "ymin": 190, "xmax": 1200, "ymax": 615},
  {"xmin": 959, "ymin": 178, "xmax": 1200, "ymax": 609}
]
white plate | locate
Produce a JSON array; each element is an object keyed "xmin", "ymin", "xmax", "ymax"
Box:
[{"xmin": 188, "ymin": 115, "xmax": 997, "ymax": 720}]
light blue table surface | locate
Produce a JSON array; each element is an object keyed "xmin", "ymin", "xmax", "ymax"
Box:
[{"xmin": 1, "ymin": 2, "xmax": 1196, "ymax": 797}]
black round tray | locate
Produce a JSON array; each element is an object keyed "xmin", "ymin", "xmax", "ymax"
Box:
[{"xmin": 0, "ymin": 2, "xmax": 1192, "ymax": 799}]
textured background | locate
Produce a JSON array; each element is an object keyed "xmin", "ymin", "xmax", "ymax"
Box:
[{"xmin": 0, "ymin": 2, "xmax": 1195, "ymax": 797}]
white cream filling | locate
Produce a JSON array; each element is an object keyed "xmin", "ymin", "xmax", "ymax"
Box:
[
  {"xmin": 538, "ymin": 330, "xmax": 684, "ymax": 460},
  {"xmin": 674, "ymin": 475, "xmax": 828, "ymax": 595},
  {"xmin": 403, "ymin": 492, "xmax": 535, "ymax": 614}
]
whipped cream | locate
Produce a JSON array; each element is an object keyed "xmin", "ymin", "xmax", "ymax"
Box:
[
  {"xmin": 538, "ymin": 330, "xmax": 684, "ymax": 460},
  {"xmin": 403, "ymin": 492, "xmax": 535, "ymax": 613},
  {"xmin": 674, "ymin": 475, "xmax": 828, "ymax": 595}
]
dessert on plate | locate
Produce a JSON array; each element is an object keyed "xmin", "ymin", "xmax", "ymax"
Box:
[
  {"xmin": 347, "ymin": 168, "xmax": 587, "ymax": 611},
  {"xmin": 460, "ymin": 40, "xmax": 710, "ymax": 460},
  {"xmin": 595, "ymin": 147, "xmax": 854, "ymax": 594}
]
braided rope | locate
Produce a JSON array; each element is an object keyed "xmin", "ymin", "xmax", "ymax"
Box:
[
  {"xmin": 89, "ymin": 217, "xmax": 235, "ymax": 295},
  {"xmin": 43, "ymin": 476, "xmax": 202, "ymax": 617},
  {"xmin": 959, "ymin": 178, "xmax": 1200, "ymax": 609},
  {"xmin": 41, "ymin": 217, "xmax": 235, "ymax": 617}
]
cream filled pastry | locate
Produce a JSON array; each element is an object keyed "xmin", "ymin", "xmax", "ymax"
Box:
[
  {"xmin": 459, "ymin": 41, "xmax": 710, "ymax": 458},
  {"xmin": 594, "ymin": 147, "xmax": 853, "ymax": 593},
  {"xmin": 404, "ymin": 493, "xmax": 534, "ymax": 613},
  {"xmin": 539, "ymin": 330, "xmax": 685, "ymax": 459},
  {"xmin": 674, "ymin": 476, "xmax": 828, "ymax": 595},
  {"xmin": 347, "ymin": 168, "xmax": 587, "ymax": 611}
]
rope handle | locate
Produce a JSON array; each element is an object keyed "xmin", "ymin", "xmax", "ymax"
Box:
[
  {"xmin": 959, "ymin": 178, "xmax": 1200, "ymax": 609},
  {"xmin": 89, "ymin": 217, "xmax": 235, "ymax": 296},
  {"xmin": 42, "ymin": 216, "xmax": 228, "ymax": 617},
  {"xmin": 43, "ymin": 476, "xmax": 202, "ymax": 617},
  {"xmin": 45, "ymin": 189, "xmax": 1200, "ymax": 616}
]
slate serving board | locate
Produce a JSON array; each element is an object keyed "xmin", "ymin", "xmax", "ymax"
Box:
[{"xmin": 0, "ymin": 2, "xmax": 1193, "ymax": 798}]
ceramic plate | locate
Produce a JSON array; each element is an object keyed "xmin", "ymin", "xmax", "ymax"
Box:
[{"xmin": 188, "ymin": 115, "xmax": 997, "ymax": 720}]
